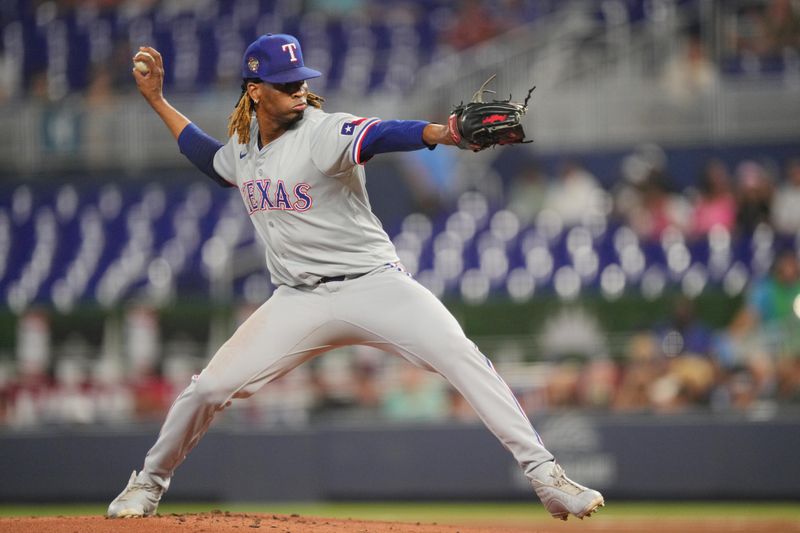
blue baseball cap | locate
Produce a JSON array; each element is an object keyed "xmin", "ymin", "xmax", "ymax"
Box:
[{"xmin": 241, "ymin": 33, "xmax": 322, "ymax": 84}]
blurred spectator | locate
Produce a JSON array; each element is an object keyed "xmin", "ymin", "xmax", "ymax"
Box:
[
  {"xmin": 382, "ymin": 364, "xmax": 448, "ymax": 421},
  {"xmin": 732, "ymin": 4, "xmax": 773, "ymax": 58},
  {"xmin": 124, "ymin": 305, "xmax": 171, "ymax": 419},
  {"xmin": 0, "ymin": 53, "xmax": 15, "ymax": 103},
  {"xmin": 0, "ymin": 361, "xmax": 11, "ymax": 423},
  {"xmin": 723, "ymin": 248, "xmax": 800, "ymax": 404},
  {"xmin": 615, "ymin": 155, "xmax": 648, "ymax": 219},
  {"xmin": 626, "ymin": 173, "xmax": 690, "ymax": 241},
  {"xmin": 48, "ymin": 356, "xmax": 94, "ymax": 424},
  {"xmin": 92, "ymin": 357, "xmax": 135, "ymax": 424},
  {"xmin": 7, "ymin": 365, "xmax": 51, "ymax": 428},
  {"xmin": 30, "ymin": 69, "xmax": 83, "ymax": 155},
  {"xmin": 729, "ymin": 248, "xmax": 800, "ymax": 340},
  {"xmin": 447, "ymin": 385, "xmax": 480, "ymax": 422},
  {"xmin": 770, "ymin": 158, "xmax": 800, "ymax": 235},
  {"xmin": 614, "ymin": 144, "xmax": 691, "ymax": 241},
  {"xmin": 777, "ymin": 354, "xmax": 800, "ymax": 402},
  {"xmin": 162, "ymin": 352, "xmax": 199, "ymax": 397},
  {"xmin": 729, "ymin": 0, "xmax": 800, "ymax": 74},
  {"xmin": 613, "ymin": 332, "xmax": 663, "ymax": 412},
  {"xmin": 16, "ymin": 308, "xmax": 51, "ymax": 377},
  {"xmin": 652, "ymin": 296, "xmax": 717, "ymax": 411},
  {"xmin": 689, "ymin": 158, "xmax": 737, "ymax": 239},
  {"xmin": 763, "ymin": 0, "xmax": 800, "ymax": 54},
  {"xmin": 85, "ymin": 65, "xmax": 115, "ymax": 106},
  {"xmin": 543, "ymin": 160, "xmax": 605, "ymax": 228},
  {"xmin": 576, "ymin": 359, "xmax": 618, "ymax": 410},
  {"xmin": 226, "ymin": 362, "xmax": 311, "ymax": 427},
  {"xmin": 717, "ymin": 365, "xmax": 762, "ymax": 410},
  {"xmin": 506, "ymin": 163, "xmax": 548, "ymax": 226},
  {"xmin": 309, "ymin": 350, "xmax": 362, "ymax": 414},
  {"xmin": 661, "ymin": 30, "xmax": 719, "ymax": 106},
  {"xmin": 661, "ymin": 356, "xmax": 716, "ymax": 410},
  {"xmin": 84, "ymin": 65, "xmax": 118, "ymax": 166},
  {"xmin": 8, "ymin": 310, "xmax": 53, "ymax": 427},
  {"xmin": 613, "ymin": 296, "xmax": 720, "ymax": 413},
  {"xmin": 734, "ymin": 160, "xmax": 774, "ymax": 236},
  {"xmin": 351, "ymin": 346, "xmax": 383, "ymax": 412},
  {"xmin": 128, "ymin": 362, "xmax": 172, "ymax": 421},
  {"xmin": 125, "ymin": 304, "xmax": 161, "ymax": 374},
  {"xmin": 656, "ymin": 296, "xmax": 715, "ymax": 360},
  {"xmin": 544, "ymin": 362, "xmax": 582, "ymax": 409},
  {"xmin": 444, "ymin": 0, "xmax": 505, "ymax": 51}
]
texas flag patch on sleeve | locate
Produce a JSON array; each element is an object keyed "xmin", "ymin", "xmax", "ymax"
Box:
[{"xmin": 340, "ymin": 117, "xmax": 368, "ymax": 135}]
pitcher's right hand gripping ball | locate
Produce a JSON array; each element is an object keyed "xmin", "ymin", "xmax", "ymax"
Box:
[{"xmin": 448, "ymin": 75, "xmax": 535, "ymax": 152}]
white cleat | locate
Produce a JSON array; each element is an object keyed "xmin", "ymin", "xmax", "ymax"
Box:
[
  {"xmin": 106, "ymin": 470, "xmax": 164, "ymax": 518},
  {"xmin": 531, "ymin": 461, "xmax": 605, "ymax": 521}
]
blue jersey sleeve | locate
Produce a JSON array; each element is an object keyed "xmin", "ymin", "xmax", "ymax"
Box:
[
  {"xmin": 178, "ymin": 123, "xmax": 235, "ymax": 188},
  {"xmin": 357, "ymin": 120, "xmax": 436, "ymax": 164}
]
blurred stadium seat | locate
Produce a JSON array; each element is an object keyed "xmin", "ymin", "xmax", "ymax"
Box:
[{"xmin": 3, "ymin": 146, "xmax": 798, "ymax": 310}]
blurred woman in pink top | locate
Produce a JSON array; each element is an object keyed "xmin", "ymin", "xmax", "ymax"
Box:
[{"xmin": 690, "ymin": 158, "xmax": 737, "ymax": 238}]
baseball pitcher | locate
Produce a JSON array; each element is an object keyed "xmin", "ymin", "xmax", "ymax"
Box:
[{"xmin": 108, "ymin": 33, "xmax": 604, "ymax": 522}]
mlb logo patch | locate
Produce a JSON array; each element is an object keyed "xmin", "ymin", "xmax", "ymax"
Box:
[{"xmin": 340, "ymin": 117, "xmax": 368, "ymax": 135}]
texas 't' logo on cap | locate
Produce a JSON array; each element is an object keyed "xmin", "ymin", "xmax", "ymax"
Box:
[{"xmin": 241, "ymin": 33, "xmax": 322, "ymax": 84}]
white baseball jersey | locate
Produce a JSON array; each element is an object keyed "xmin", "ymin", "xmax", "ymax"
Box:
[
  {"xmin": 134, "ymin": 105, "xmax": 557, "ymax": 509},
  {"xmin": 212, "ymin": 107, "xmax": 399, "ymax": 287},
  {"xmin": 119, "ymin": 34, "xmax": 596, "ymax": 518}
]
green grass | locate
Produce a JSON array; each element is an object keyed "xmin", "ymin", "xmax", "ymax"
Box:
[{"xmin": 0, "ymin": 501, "xmax": 798, "ymax": 523}]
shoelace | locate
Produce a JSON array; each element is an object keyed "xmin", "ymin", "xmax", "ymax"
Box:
[
  {"xmin": 550, "ymin": 464, "xmax": 584, "ymax": 492},
  {"xmin": 121, "ymin": 481, "xmax": 160, "ymax": 499}
]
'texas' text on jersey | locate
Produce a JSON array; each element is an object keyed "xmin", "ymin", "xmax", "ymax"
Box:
[{"xmin": 241, "ymin": 179, "xmax": 312, "ymax": 214}]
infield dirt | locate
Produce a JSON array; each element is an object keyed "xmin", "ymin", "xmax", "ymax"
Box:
[{"xmin": 0, "ymin": 511, "xmax": 799, "ymax": 533}]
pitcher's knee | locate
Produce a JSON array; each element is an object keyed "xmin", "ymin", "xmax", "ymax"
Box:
[{"xmin": 191, "ymin": 374, "xmax": 235, "ymax": 410}]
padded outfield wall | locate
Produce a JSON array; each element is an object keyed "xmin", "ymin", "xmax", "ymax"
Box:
[{"xmin": 1, "ymin": 413, "xmax": 798, "ymax": 502}]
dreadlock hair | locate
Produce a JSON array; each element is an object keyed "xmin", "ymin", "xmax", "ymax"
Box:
[{"xmin": 227, "ymin": 78, "xmax": 325, "ymax": 145}]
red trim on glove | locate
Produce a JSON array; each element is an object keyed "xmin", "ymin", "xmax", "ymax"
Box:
[
  {"xmin": 482, "ymin": 114, "xmax": 508, "ymax": 124},
  {"xmin": 448, "ymin": 114, "xmax": 463, "ymax": 146}
]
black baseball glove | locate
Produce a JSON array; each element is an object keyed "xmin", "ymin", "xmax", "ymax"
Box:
[{"xmin": 448, "ymin": 75, "xmax": 535, "ymax": 152}]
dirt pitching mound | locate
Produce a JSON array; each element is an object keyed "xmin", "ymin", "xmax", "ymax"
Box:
[
  {"xmin": 0, "ymin": 512, "xmax": 471, "ymax": 533},
  {"xmin": 0, "ymin": 511, "xmax": 798, "ymax": 533}
]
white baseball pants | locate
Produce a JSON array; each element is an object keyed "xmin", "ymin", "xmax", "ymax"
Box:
[{"xmin": 141, "ymin": 265, "xmax": 554, "ymax": 490}]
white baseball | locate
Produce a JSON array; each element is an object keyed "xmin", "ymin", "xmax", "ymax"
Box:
[{"xmin": 133, "ymin": 51, "xmax": 153, "ymax": 74}]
